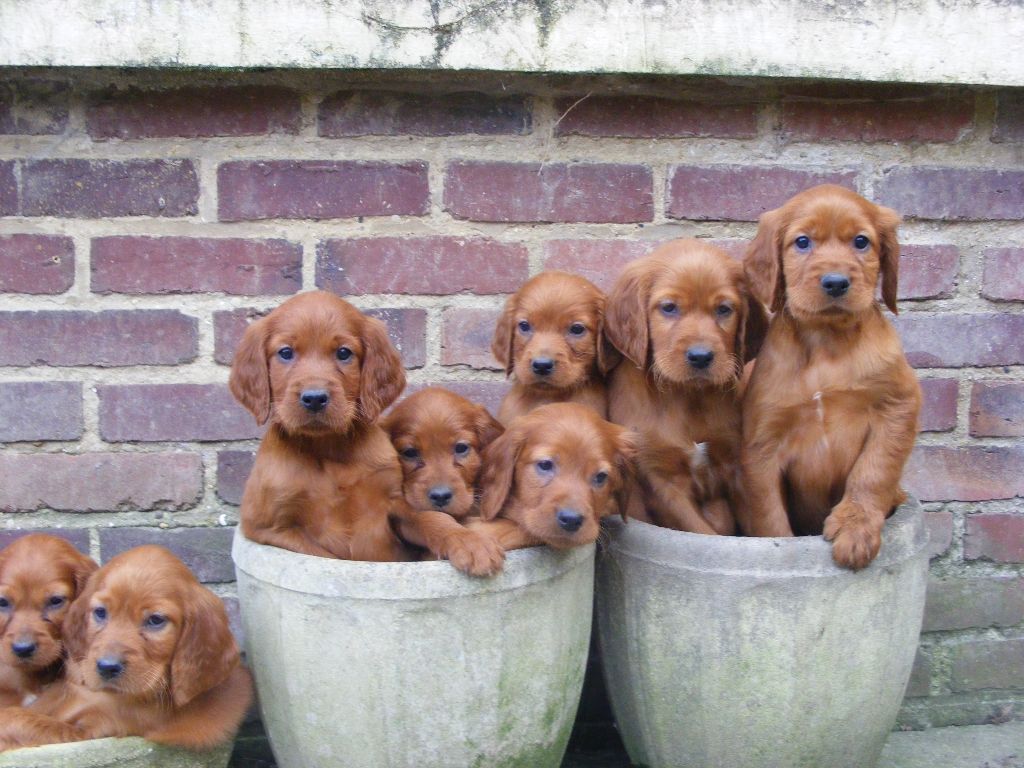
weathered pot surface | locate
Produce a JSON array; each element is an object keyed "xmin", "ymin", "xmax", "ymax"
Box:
[
  {"xmin": 596, "ymin": 499, "xmax": 929, "ymax": 768},
  {"xmin": 232, "ymin": 531, "xmax": 594, "ymax": 768},
  {"xmin": 0, "ymin": 737, "xmax": 231, "ymax": 768}
]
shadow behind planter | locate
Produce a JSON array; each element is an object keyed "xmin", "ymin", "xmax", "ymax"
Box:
[
  {"xmin": 596, "ymin": 499, "xmax": 928, "ymax": 768},
  {"xmin": 232, "ymin": 532, "xmax": 594, "ymax": 768}
]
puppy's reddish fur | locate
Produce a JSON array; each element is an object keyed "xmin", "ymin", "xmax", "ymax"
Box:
[
  {"xmin": 0, "ymin": 535, "xmax": 96, "ymax": 708},
  {"xmin": 230, "ymin": 291, "xmax": 410, "ymax": 561},
  {"xmin": 492, "ymin": 271, "xmax": 619, "ymax": 423},
  {"xmin": 469, "ymin": 403, "xmax": 637, "ymax": 551},
  {"xmin": 382, "ymin": 388, "xmax": 506, "ymax": 576},
  {"xmin": 740, "ymin": 185, "xmax": 921, "ymax": 569},
  {"xmin": 605, "ymin": 240, "xmax": 768, "ymax": 535},
  {"xmin": 0, "ymin": 546, "xmax": 252, "ymax": 752}
]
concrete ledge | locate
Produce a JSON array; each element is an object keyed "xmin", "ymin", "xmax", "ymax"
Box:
[{"xmin": 2, "ymin": 1, "xmax": 1023, "ymax": 86}]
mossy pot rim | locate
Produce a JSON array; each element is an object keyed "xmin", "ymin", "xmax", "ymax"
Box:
[{"xmin": 0, "ymin": 736, "xmax": 231, "ymax": 768}]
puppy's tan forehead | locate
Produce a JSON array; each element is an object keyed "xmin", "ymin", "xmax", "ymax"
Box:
[
  {"xmin": 653, "ymin": 256, "xmax": 740, "ymax": 304},
  {"xmin": 517, "ymin": 281, "xmax": 599, "ymax": 326},
  {"xmin": 788, "ymin": 202, "xmax": 878, "ymax": 242}
]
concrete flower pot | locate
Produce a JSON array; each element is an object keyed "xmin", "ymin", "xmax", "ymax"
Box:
[
  {"xmin": 596, "ymin": 499, "xmax": 928, "ymax": 768},
  {"xmin": 232, "ymin": 531, "xmax": 594, "ymax": 768},
  {"xmin": 0, "ymin": 737, "xmax": 231, "ymax": 768}
]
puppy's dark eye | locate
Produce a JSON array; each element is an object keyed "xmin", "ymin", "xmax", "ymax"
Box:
[
  {"xmin": 144, "ymin": 614, "xmax": 167, "ymax": 629},
  {"xmin": 336, "ymin": 347, "xmax": 353, "ymax": 362},
  {"xmin": 536, "ymin": 459, "xmax": 555, "ymax": 473},
  {"xmin": 715, "ymin": 304, "xmax": 734, "ymax": 318},
  {"xmin": 92, "ymin": 606, "xmax": 107, "ymax": 622},
  {"xmin": 454, "ymin": 442, "xmax": 470, "ymax": 456},
  {"xmin": 46, "ymin": 596, "xmax": 66, "ymax": 608},
  {"xmin": 794, "ymin": 235, "xmax": 812, "ymax": 253},
  {"xmin": 659, "ymin": 301, "xmax": 679, "ymax": 316},
  {"xmin": 568, "ymin": 322, "xmax": 586, "ymax": 336},
  {"xmin": 593, "ymin": 471, "xmax": 609, "ymax": 487},
  {"xmin": 277, "ymin": 346, "xmax": 294, "ymax": 361},
  {"xmin": 517, "ymin": 320, "xmax": 531, "ymax": 334},
  {"xmin": 400, "ymin": 447, "xmax": 420, "ymax": 460},
  {"xmin": 0, "ymin": 597, "xmax": 9, "ymax": 610},
  {"xmin": 853, "ymin": 234, "xmax": 871, "ymax": 251}
]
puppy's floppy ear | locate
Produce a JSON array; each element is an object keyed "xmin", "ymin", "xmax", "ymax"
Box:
[
  {"xmin": 478, "ymin": 423, "xmax": 525, "ymax": 520},
  {"xmin": 61, "ymin": 573, "xmax": 97, "ymax": 663},
  {"xmin": 745, "ymin": 207, "xmax": 787, "ymax": 313},
  {"xmin": 595, "ymin": 302, "xmax": 622, "ymax": 375},
  {"xmin": 610, "ymin": 426, "xmax": 640, "ymax": 522},
  {"xmin": 170, "ymin": 585, "xmax": 239, "ymax": 708},
  {"xmin": 876, "ymin": 203, "xmax": 902, "ymax": 314},
  {"xmin": 605, "ymin": 259, "xmax": 653, "ymax": 369},
  {"xmin": 472, "ymin": 404, "xmax": 505, "ymax": 450},
  {"xmin": 229, "ymin": 315, "xmax": 272, "ymax": 426},
  {"xmin": 491, "ymin": 294, "xmax": 517, "ymax": 377},
  {"xmin": 358, "ymin": 315, "xmax": 406, "ymax": 422},
  {"xmin": 739, "ymin": 286, "xmax": 771, "ymax": 364},
  {"xmin": 68, "ymin": 550, "xmax": 99, "ymax": 598}
]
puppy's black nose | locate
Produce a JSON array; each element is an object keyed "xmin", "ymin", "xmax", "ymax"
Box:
[
  {"xmin": 686, "ymin": 347, "xmax": 714, "ymax": 370},
  {"xmin": 96, "ymin": 657, "xmax": 124, "ymax": 681},
  {"xmin": 531, "ymin": 357, "xmax": 555, "ymax": 376},
  {"xmin": 300, "ymin": 389, "xmax": 329, "ymax": 412},
  {"xmin": 556, "ymin": 508, "xmax": 584, "ymax": 533},
  {"xmin": 821, "ymin": 273, "xmax": 851, "ymax": 298},
  {"xmin": 427, "ymin": 486, "xmax": 454, "ymax": 509},
  {"xmin": 11, "ymin": 641, "xmax": 36, "ymax": 659}
]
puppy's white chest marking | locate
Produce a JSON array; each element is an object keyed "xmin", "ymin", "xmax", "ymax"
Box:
[
  {"xmin": 813, "ymin": 391, "xmax": 830, "ymax": 451},
  {"xmin": 692, "ymin": 441, "xmax": 709, "ymax": 468},
  {"xmin": 21, "ymin": 693, "xmax": 38, "ymax": 707}
]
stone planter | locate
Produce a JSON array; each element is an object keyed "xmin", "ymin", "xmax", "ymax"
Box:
[
  {"xmin": 232, "ymin": 531, "xmax": 594, "ymax": 768},
  {"xmin": 0, "ymin": 737, "xmax": 231, "ymax": 768},
  {"xmin": 596, "ymin": 499, "xmax": 928, "ymax": 768}
]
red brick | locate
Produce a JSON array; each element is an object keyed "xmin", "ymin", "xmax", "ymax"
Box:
[
  {"xmin": 442, "ymin": 308, "xmax": 502, "ymax": 370},
  {"xmin": 895, "ymin": 314, "xmax": 1024, "ymax": 368},
  {"xmin": 0, "ymin": 310, "xmax": 197, "ymax": 367},
  {"xmin": 213, "ymin": 306, "xmax": 427, "ymax": 368},
  {"xmin": 0, "ymin": 81, "xmax": 69, "ymax": 135},
  {"xmin": 0, "ymin": 529, "xmax": 89, "ymax": 553},
  {"xmin": 780, "ymin": 95, "xmax": 973, "ymax": 143},
  {"xmin": 904, "ymin": 650, "xmax": 931, "ymax": 698},
  {"xmin": 316, "ymin": 237, "xmax": 528, "ymax": 295},
  {"xmin": 919, "ymin": 378, "xmax": 958, "ymax": 433},
  {"xmin": 0, "ymin": 161, "xmax": 16, "ymax": 215},
  {"xmin": 876, "ymin": 167, "xmax": 1024, "ymax": 221},
  {"xmin": 319, "ymin": 90, "xmax": 530, "ymax": 136},
  {"xmin": 217, "ymin": 450, "xmax": 255, "ymax": 505},
  {"xmin": 553, "ymin": 96, "xmax": 757, "ymax": 138},
  {"xmin": 218, "ymin": 161, "xmax": 429, "ymax": 221},
  {"xmin": 965, "ymin": 514, "xmax": 1024, "ymax": 563},
  {"xmin": 0, "ymin": 382, "xmax": 83, "ymax": 442},
  {"xmin": 666, "ymin": 166, "xmax": 858, "ymax": 221},
  {"xmin": 924, "ymin": 511, "xmax": 954, "ymax": 559},
  {"xmin": 98, "ymin": 384, "xmax": 261, "ymax": 442},
  {"xmin": 903, "ymin": 446, "xmax": 1024, "ymax": 502},
  {"xmin": 91, "ymin": 237, "xmax": 301, "ymax": 296},
  {"xmin": 98, "ymin": 527, "xmax": 235, "ymax": 582},
  {"xmin": 950, "ymin": 638, "xmax": 1024, "ymax": 692},
  {"xmin": 898, "ymin": 245, "xmax": 959, "ymax": 300},
  {"xmin": 924, "ymin": 577, "xmax": 1024, "ymax": 632},
  {"xmin": 981, "ymin": 248, "xmax": 1024, "ymax": 301},
  {"xmin": 993, "ymin": 91, "xmax": 1024, "ymax": 142},
  {"xmin": 400, "ymin": 380, "xmax": 509, "ymax": 417},
  {"xmin": 87, "ymin": 86, "xmax": 300, "ymax": 139},
  {"xmin": 20, "ymin": 159, "xmax": 198, "ymax": 218},
  {"xmin": 0, "ymin": 453, "xmax": 201, "ymax": 512},
  {"xmin": 779, "ymin": 82, "xmax": 960, "ymax": 101},
  {"xmin": 444, "ymin": 162, "xmax": 653, "ymax": 223},
  {"xmin": 0, "ymin": 235, "xmax": 74, "ymax": 294},
  {"xmin": 970, "ymin": 381, "xmax": 1024, "ymax": 437}
]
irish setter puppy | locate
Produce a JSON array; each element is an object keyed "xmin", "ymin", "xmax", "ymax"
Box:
[
  {"xmin": 605, "ymin": 239, "xmax": 768, "ymax": 535},
  {"xmin": 469, "ymin": 402, "xmax": 637, "ymax": 551},
  {"xmin": 382, "ymin": 387, "xmax": 507, "ymax": 576},
  {"xmin": 492, "ymin": 271, "xmax": 619, "ymax": 423},
  {"xmin": 230, "ymin": 290, "xmax": 411, "ymax": 561},
  {"xmin": 0, "ymin": 546, "xmax": 252, "ymax": 751},
  {"xmin": 0, "ymin": 535, "xmax": 96, "ymax": 708},
  {"xmin": 740, "ymin": 185, "xmax": 921, "ymax": 569}
]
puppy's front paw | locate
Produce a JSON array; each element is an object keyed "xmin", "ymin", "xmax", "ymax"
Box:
[
  {"xmin": 444, "ymin": 530, "xmax": 505, "ymax": 577},
  {"xmin": 823, "ymin": 501, "xmax": 882, "ymax": 570}
]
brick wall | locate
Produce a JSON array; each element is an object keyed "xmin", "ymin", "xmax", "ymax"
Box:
[{"xmin": 0, "ymin": 69, "xmax": 1021, "ymax": 729}]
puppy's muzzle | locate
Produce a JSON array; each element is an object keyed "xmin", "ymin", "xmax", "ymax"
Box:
[
  {"xmin": 427, "ymin": 486, "xmax": 454, "ymax": 510},
  {"xmin": 556, "ymin": 508, "xmax": 584, "ymax": 532},
  {"xmin": 11, "ymin": 639, "xmax": 36, "ymax": 660},
  {"xmin": 685, "ymin": 347, "xmax": 714, "ymax": 370},
  {"xmin": 821, "ymin": 273, "xmax": 851, "ymax": 298},
  {"xmin": 531, "ymin": 357, "xmax": 555, "ymax": 376},
  {"xmin": 96, "ymin": 656, "xmax": 125, "ymax": 681},
  {"xmin": 299, "ymin": 389, "xmax": 330, "ymax": 413}
]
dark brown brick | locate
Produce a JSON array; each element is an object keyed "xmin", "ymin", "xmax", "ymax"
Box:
[
  {"xmin": 899, "ymin": 245, "xmax": 959, "ymax": 300},
  {"xmin": 213, "ymin": 306, "xmax": 427, "ymax": 369},
  {"xmin": 0, "ymin": 382, "xmax": 83, "ymax": 442},
  {"xmin": 950, "ymin": 638, "xmax": 1024, "ymax": 692},
  {"xmin": 98, "ymin": 384, "xmax": 261, "ymax": 442},
  {"xmin": 98, "ymin": 527, "xmax": 236, "ymax": 582},
  {"xmin": 319, "ymin": 90, "xmax": 530, "ymax": 136},
  {"xmin": 217, "ymin": 450, "xmax": 255, "ymax": 505},
  {"xmin": 924, "ymin": 577, "xmax": 1024, "ymax": 632},
  {"xmin": 91, "ymin": 237, "xmax": 301, "ymax": 296},
  {"xmin": 0, "ymin": 235, "xmax": 74, "ymax": 294},
  {"xmin": 21, "ymin": 159, "xmax": 199, "ymax": 218},
  {"xmin": 400, "ymin": 380, "xmax": 509, "ymax": 417},
  {"xmin": 895, "ymin": 314, "xmax": 1024, "ymax": 368},
  {"xmin": 0, "ymin": 161, "xmax": 16, "ymax": 215},
  {"xmin": 876, "ymin": 167, "xmax": 1024, "ymax": 220},
  {"xmin": 0, "ymin": 310, "xmax": 197, "ymax": 367},
  {"xmin": 316, "ymin": 237, "xmax": 528, "ymax": 295},
  {"xmin": 444, "ymin": 162, "xmax": 653, "ymax": 223},
  {"xmin": 970, "ymin": 381, "xmax": 1024, "ymax": 437},
  {"xmin": 0, "ymin": 529, "xmax": 90, "ymax": 553},
  {"xmin": 780, "ymin": 95, "xmax": 973, "ymax": 143},
  {"xmin": 544, "ymin": 239, "xmax": 663, "ymax": 292},
  {"xmin": 903, "ymin": 446, "xmax": 1024, "ymax": 502},
  {"xmin": 218, "ymin": 161, "xmax": 429, "ymax": 221},
  {"xmin": 442, "ymin": 308, "xmax": 502, "ymax": 370},
  {"xmin": 919, "ymin": 378, "xmax": 958, "ymax": 433},
  {"xmin": 965, "ymin": 514, "xmax": 1024, "ymax": 563},
  {"xmin": 553, "ymin": 96, "xmax": 757, "ymax": 138},
  {"xmin": 0, "ymin": 452, "xmax": 201, "ymax": 512},
  {"xmin": 0, "ymin": 81, "xmax": 69, "ymax": 135},
  {"xmin": 666, "ymin": 166, "xmax": 858, "ymax": 221},
  {"xmin": 87, "ymin": 86, "xmax": 301, "ymax": 139},
  {"xmin": 924, "ymin": 511, "xmax": 954, "ymax": 559},
  {"xmin": 981, "ymin": 248, "xmax": 1024, "ymax": 301},
  {"xmin": 993, "ymin": 91, "xmax": 1024, "ymax": 142}
]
